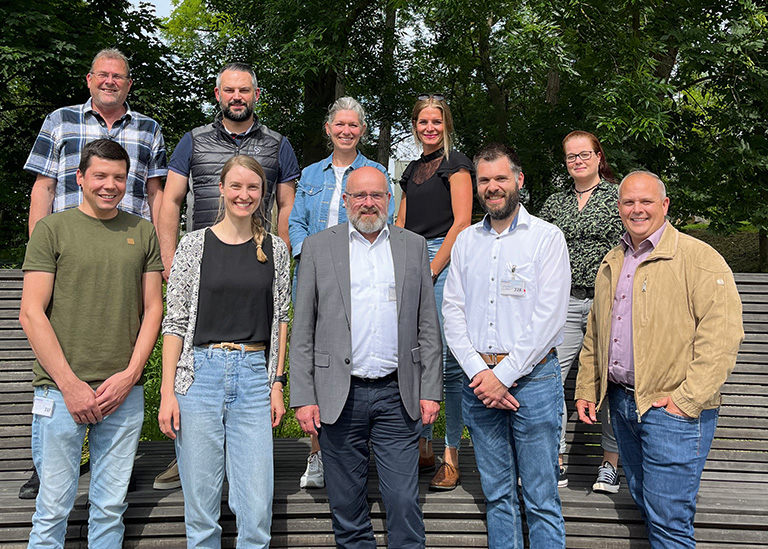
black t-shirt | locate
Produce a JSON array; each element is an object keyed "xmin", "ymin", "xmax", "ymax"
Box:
[
  {"xmin": 399, "ymin": 149, "xmax": 474, "ymax": 239},
  {"xmin": 194, "ymin": 229, "xmax": 274, "ymax": 346}
]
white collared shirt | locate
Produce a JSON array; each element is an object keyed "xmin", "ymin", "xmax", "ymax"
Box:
[
  {"xmin": 443, "ymin": 205, "xmax": 571, "ymax": 387},
  {"xmin": 349, "ymin": 223, "xmax": 398, "ymax": 378}
]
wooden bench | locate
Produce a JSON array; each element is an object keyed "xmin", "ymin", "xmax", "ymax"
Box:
[{"xmin": 0, "ymin": 269, "xmax": 766, "ymax": 547}]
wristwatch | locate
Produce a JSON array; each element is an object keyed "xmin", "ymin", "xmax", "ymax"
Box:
[{"xmin": 273, "ymin": 374, "xmax": 288, "ymax": 387}]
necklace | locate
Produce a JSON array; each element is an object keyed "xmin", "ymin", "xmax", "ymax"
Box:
[{"xmin": 574, "ymin": 181, "xmax": 600, "ymax": 199}]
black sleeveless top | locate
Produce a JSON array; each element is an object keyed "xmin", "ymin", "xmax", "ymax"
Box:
[{"xmin": 193, "ymin": 229, "xmax": 274, "ymax": 346}]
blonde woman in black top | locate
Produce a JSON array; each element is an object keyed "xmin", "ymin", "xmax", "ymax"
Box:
[
  {"xmin": 396, "ymin": 94, "xmax": 474, "ymax": 491},
  {"xmin": 159, "ymin": 155, "xmax": 290, "ymax": 547}
]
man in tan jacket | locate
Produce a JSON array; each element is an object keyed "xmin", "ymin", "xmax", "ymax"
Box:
[{"xmin": 575, "ymin": 170, "xmax": 743, "ymax": 549}]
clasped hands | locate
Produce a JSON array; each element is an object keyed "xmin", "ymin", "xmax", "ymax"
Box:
[{"xmin": 470, "ymin": 369, "xmax": 519, "ymax": 410}]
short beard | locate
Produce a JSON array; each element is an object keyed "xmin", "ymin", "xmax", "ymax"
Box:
[
  {"xmin": 350, "ymin": 208, "xmax": 387, "ymax": 235},
  {"xmin": 480, "ymin": 189, "xmax": 519, "ymax": 221},
  {"xmin": 221, "ymin": 101, "xmax": 254, "ymax": 122}
]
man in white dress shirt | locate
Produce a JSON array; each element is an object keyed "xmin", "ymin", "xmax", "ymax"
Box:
[
  {"xmin": 443, "ymin": 143, "xmax": 570, "ymax": 548},
  {"xmin": 290, "ymin": 166, "xmax": 442, "ymax": 548}
]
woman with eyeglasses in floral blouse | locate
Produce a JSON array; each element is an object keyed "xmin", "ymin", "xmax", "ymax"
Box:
[{"xmin": 539, "ymin": 130, "xmax": 624, "ymax": 494}]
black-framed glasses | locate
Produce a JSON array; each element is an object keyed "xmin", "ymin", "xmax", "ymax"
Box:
[
  {"xmin": 417, "ymin": 93, "xmax": 445, "ymax": 101},
  {"xmin": 564, "ymin": 151, "xmax": 596, "ymax": 163}
]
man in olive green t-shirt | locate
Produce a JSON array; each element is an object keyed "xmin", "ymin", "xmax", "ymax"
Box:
[{"xmin": 20, "ymin": 139, "xmax": 164, "ymax": 547}]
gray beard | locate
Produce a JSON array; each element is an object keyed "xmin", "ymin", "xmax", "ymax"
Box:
[{"xmin": 351, "ymin": 213, "xmax": 387, "ymax": 235}]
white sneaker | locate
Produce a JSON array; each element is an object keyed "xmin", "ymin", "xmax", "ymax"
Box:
[{"xmin": 300, "ymin": 450, "xmax": 324, "ymax": 489}]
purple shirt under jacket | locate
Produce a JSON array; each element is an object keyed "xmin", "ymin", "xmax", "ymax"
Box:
[{"xmin": 608, "ymin": 222, "xmax": 668, "ymax": 386}]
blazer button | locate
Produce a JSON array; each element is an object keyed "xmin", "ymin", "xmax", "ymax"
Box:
[{"xmin": 345, "ymin": 358, "xmax": 350, "ymax": 364}]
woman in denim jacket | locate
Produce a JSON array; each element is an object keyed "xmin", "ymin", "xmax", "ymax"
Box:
[{"xmin": 288, "ymin": 96, "xmax": 393, "ymax": 489}]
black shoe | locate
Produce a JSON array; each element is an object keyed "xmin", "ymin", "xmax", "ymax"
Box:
[
  {"xmin": 128, "ymin": 471, "xmax": 138, "ymax": 493},
  {"xmin": 19, "ymin": 469, "xmax": 40, "ymax": 500}
]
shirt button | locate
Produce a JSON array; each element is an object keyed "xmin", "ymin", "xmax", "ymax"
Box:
[
  {"xmin": 490, "ymin": 300, "xmax": 494, "ymax": 304},
  {"xmin": 622, "ymin": 295, "xmax": 626, "ymax": 299},
  {"xmin": 626, "ymin": 274, "xmax": 630, "ymax": 278},
  {"xmin": 613, "ymin": 361, "xmax": 618, "ymax": 365},
  {"xmin": 613, "ymin": 338, "xmax": 618, "ymax": 342},
  {"xmin": 345, "ymin": 358, "xmax": 350, "ymax": 364},
  {"xmin": 617, "ymin": 316, "xmax": 622, "ymax": 320},
  {"xmin": 490, "ymin": 322, "xmax": 494, "ymax": 326}
]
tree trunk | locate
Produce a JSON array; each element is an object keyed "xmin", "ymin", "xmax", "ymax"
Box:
[
  {"xmin": 302, "ymin": 70, "xmax": 338, "ymax": 165},
  {"xmin": 377, "ymin": 5, "xmax": 396, "ymax": 166},
  {"xmin": 477, "ymin": 17, "xmax": 507, "ymax": 143},
  {"xmin": 760, "ymin": 229, "xmax": 767, "ymax": 272},
  {"xmin": 545, "ymin": 67, "xmax": 560, "ymax": 107}
]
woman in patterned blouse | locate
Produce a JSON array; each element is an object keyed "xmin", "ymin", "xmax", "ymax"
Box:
[
  {"xmin": 539, "ymin": 131, "xmax": 624, "ymax": 494},
  {"xmin": 158, "ymin": 155, "xmax": 290, "ymax": 547}
]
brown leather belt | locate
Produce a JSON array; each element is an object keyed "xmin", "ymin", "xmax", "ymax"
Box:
[
  {"xmin": 210, "ymin": 342, "xmax": 266, "ymax": 352},
  {"xmin": 480, "ymin": 348, "xmax": 555, "ymax": 368}
]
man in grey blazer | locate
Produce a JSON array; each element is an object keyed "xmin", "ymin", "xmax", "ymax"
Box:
[{"xmin": 290, "ymin": 166, "xmax": 442, "ymax": 549}]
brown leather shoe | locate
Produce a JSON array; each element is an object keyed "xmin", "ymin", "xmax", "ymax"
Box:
[
  {"xmin": 429, "ymin": 462, "xmax": 460, "ymax": 491},
  {"xmin": 419, "ymin": 452, "xmax": 436, "ymax": 473}
]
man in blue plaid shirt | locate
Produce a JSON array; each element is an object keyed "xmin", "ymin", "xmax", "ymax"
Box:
[{"xmin": 25, "ymin": 48, "xmax": 167, "ymax": 235}]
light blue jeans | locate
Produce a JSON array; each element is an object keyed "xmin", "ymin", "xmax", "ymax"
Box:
[
  {"xmin": 29, "ymin": 385, "xmax": 143, "ymax": 549},
  {"xmin": 463, "ymin": 353, "xmax": 565, "ymax": 549},
  {"xmin": 558, "ymin": 295, "xmax": 617, "ymax": 455},
  {"xmin": 609, "ymin": 383, "xmax": 717, "ymax": 548},
  {"xmin": 175, "ymin": 347, "xmax": 273, "ymax": 549},
  {"xmin": 421, "ymin": 236, "xmax": 465, "ymax": 449}
]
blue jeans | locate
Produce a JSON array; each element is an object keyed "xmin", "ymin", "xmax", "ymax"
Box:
[
  {"xmin": 176, "ymin": 347, "xmax": 273, "ymax": 549},
  {"xmin": 421, "ymin": 236, "xmax": 465, "ymax": 449},
  {"xmin": 29, "ymin": 385, "xmax": 143, "ymax": 549},
  {"xmin": 320, "ymin": 376, "xmax": 424, "ymax": 549},
  {"xmin": 463, "ymin": 354, "xmax": 565, "ymax": 549},
  {"xmin": 609, "ymin": 384, "xmax": 717, "ymax": 548},
  {"xmin": 557, "ymin": 296, "xmax": 617, "ymax": 454}
]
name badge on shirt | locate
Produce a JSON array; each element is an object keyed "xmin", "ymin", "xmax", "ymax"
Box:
[
  {"xmin": 500, "ymin": 278, "xmax": 526, "ymax": 296},
  {"xmin": 388, "ymin": 283, "xmax": 397, "ymax": 302},
  {"xmin": 32, "ymin": 396, "xmax": 54, "ymax": 417}
]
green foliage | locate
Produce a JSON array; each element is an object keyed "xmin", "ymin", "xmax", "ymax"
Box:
[
  {"xmin": 141, "ymin": 335, "xmax": 164, "ymax": 441},
  {"xmin": 0, "ymin": 0, "xmax": 206, "ymax": 261}
]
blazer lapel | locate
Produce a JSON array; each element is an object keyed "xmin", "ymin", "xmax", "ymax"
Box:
[
  {"xmin": 330, "ymin": 224, "xmax": 352, "ymax": 324},
  {"xmin": 390, "ymin": 226, "xmax": 407, "ymax": 318}
]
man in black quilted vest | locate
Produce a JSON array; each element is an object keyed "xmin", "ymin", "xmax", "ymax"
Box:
[{"xmin": 158, "ymin": 62, "xmax": 300, "ymax": 280}]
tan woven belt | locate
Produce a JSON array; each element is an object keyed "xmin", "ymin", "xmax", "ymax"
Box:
[
  {"xmin": 210, "ymin": 342, "xmax": 266, "ymax": 352},
  {"xmin": 480, "ymin": 348, "xmax": 555, "ymax": 367}
]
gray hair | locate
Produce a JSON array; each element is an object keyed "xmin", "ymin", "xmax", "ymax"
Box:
[
  {"xmin": 217, "ymin": 62, "xmax": 258, "ymax": 90},
  {"xmin": 326, "ymin": 96, "xmax": 367, "ymax": 128},
  {"xmin": 619, "ymin": 170, "xmax": 667, "ymax": 200},
  {"xmin": 91, "ymin": 48, "xmax": 130, "ymax": 78}
]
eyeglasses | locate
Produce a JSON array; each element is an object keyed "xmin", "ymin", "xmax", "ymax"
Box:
[
  {"xmin": 565, "ymin": 151, "xmax": 596, "ymax": 163},
  {"xmin": 417, "ymin": 93, "xmax": 445, "ymax": 101},
  {"xmin": 346, "ymin": 192, "xmax": 388, "ymax": 202},
  {"xmin": 91, "ymin": 72, "xmax": 129, "ymax": 83}
]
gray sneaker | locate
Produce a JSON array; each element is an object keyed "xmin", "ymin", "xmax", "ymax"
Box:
[
  {"xmin": 593, "ymin": 461, "xmax": 620, "ymax": 494},
  {"xmin": 558, "ymin": 465, "xmax": 568, "ymax": 488},
  {"xmin": 300, "ymin": 450, "xmax": 324, "ymax": 489},
  {"xmin": 153, "ymin": 459, "xmax": 181, "ymax": 490}
]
